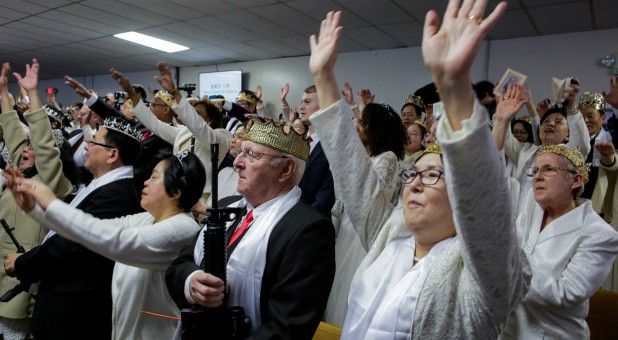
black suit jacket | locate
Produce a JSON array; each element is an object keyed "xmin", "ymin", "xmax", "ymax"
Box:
[
  {"xmin": 166, "ymin": 200, "xmax": 336, "ymax": 340},
  {"xmin": 299, "ymin": 142, "xmax": 336, "ymax": 216},
  {"xmin": 15, "ymin": 178, "xmax": 140, "ymax": 340}
]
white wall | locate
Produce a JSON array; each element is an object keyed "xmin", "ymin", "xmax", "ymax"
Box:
[{"xmin": 8, "ymin": 27, "xmax": 618, "ymax": 113}]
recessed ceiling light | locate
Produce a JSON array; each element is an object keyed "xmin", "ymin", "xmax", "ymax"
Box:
[{"xmin": 114, "ymin": 31, "xmax": 189, "ymax": 53}]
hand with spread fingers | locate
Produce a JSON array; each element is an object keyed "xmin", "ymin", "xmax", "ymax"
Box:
[
  {"xmin": 602, "ymin": 76, "xmax": 618, "ymax": 108},
  {"xmin": 64, "ymin": 75, "xmax": 93, "ymax": 98},
  {"xmin": 495, "ymin": 82, "xmax": 526, "ymax": 123}
]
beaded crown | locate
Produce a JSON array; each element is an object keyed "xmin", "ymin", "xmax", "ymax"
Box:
[
  {"xmin": 103, "ymin": 117, "xmax": 143, "ymax": 141},
  {"xmin": 514, "ymin": 116, "xmax": 531, "ymax": 124},
  {"xmin": 154, "ymin": 91, "xmax": 174, "ymax": 108},
  {"xmin": 419, "ymin": 141, "xmax": 442, "ymax": 158},
  {"xmin": 578, "ymin": 92, "xmax": 605, "ymax": 111},
  {"xmin": 412, "ymin": 119, "xmax": 426, "ymax": 130},
  {"xmin": 44, "ymin": 105, "xmax": 64, "ymax": 123},
  {"xmin": 236, "ymin": 90, "xmax": 258, "ymax": 105},
  {"xmin": 536, "ymin": 144, "xmax": 590, "ymax": 183},
  {"xmin": 244, "ymin": 118, "xmax": 310, "ymax": 161},
  {"xmin": 405, "ymin": 94, "xmax": 425, "ymax": 110}
]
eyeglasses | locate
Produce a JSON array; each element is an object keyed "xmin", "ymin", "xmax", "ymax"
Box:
[
  {"xmin": 400, "ymin": 168, "xmax": 444, "ymax": 185},
  {"xmin": 424, "ymin": 131, "xmax": 437, "ymax": 139},
  {"xmin": 237, "ymin": 147, "xmax": 288, "ymax": 161},
  {"xmin": 525, "ymin": 165, "xmax": 576, "ymax": 177},
  {"xmin": 86, "ymin": 140, "xmax": 116, "ymax": 149}
]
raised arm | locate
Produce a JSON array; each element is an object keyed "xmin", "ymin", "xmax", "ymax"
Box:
[
  {"xmin": 309, "ymin": 12, "xmax": 400, "ymax": 249},
  {"xmin": 424, "ymin": 0, "xmax": 525, "ymax": 317},
  {"xmin": 492, "ymin": 83, "xmax": 525, "ymax": 151},
  {"xmin": 0, "ymin": 63, "xmax": 30, "ymax": 165}
]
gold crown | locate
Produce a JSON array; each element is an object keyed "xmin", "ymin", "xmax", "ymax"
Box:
[
  {"xmin": 536, "ymin": 144, "xmax": 590, "ymax": 183},
  {"xmin": 154, "ymin": 91, "xmax": 174, "ymax": 108},
  {"xmin": 578, "ymin": 92, "xmax": 605, "ymax": 111},
  {"xmin": 420, "ymin": 141, "xmax": 442, "ymax": 158},
  {"xmin": 412, "ymin": 119, "xmax": 426, "ymax": 130},
  {"xmin": 244, "ymin": 118, "xmax": 310, "ymax": 161},
  {"xmin": 236, "ymin": 91, "xmax": 258, "ymax": 105},
  {"xmin": 514, "ymin": 116, "xmax": 531, "ymax": 124},
  {"xmin": 194, "ymin": 96, "xmax": 222, "ymax": 112},
  {"xmin": 405, "ymin": 94, "xmax": 424, "ymax": 109}
]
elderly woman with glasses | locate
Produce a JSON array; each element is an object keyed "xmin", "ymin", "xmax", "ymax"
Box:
[
  {"xmin": 497, "ymin": 144, "xmax": 618, "ymax": 337},
  {"xmin": 309, "ymin": 2, "xmax": 529, "ymax": 338}
]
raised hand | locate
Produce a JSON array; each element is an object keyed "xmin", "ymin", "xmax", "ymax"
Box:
[
  {"xmin": 495, "ymin": 83, "xmax": 525, "ymax": 123},
  {"xmin": 2, "ymin": 166, "xmax": 36, "ymax": 212},
  {"xmin": 341, "ymin": 81, "xmax": 355, "ymax": 105},
  {"xmin": 289, "ymin": 106, "xmax": 298, "ymax": 122},
  {"xmin": 602, "ymin": 76, "xmax": 618, "ymax": 108},
  {"xmin": 280, "ymin": 83, "xmax": 289, "ymax": 104},
  {"xmin": 255, "ymin": 85, "xmax": 262, "ymax": 100},
  {"xmin": 0, "ymin": 63, "xmax": 10, "ymax": 90},
  {"xmin": 13, "ymin": 59, "xmax": 40, "ymax": 92},
  {"xmin": 64, "ymin": 75, "xmax": 92, "ymax": 98},
  {"xmin": 357, "ymin": 89, "xmax": 374, "ymax": 106},
  {"xmin": 110, "ymin": 68, "xmax": 140, "ymax": 106},
  {"xmin": 422, "ymin": 0, "xmax": 506, "ymax": 87},
  {"xmin": 595, "ymin": 141, "xmax": 616, "ymax": 157},
  {"xmin": 154, "ymin": 61, "xmax": 175, "ymax": 93},
  {"xmin": 309, "ymin": 11, "xmax": 343, "ymax": 78}
]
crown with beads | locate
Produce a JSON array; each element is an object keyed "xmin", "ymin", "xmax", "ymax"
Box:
[
  {"xmin": 44, "ymin": 105, "xmax": 64, "ymax": 124},
  {"xmin": 236, "ymin": 90, "xmax": 258, "ymax": 105},
  {"xmin": 154, "ymin": 91, "xmax": 174, "ymax": 108},
  {"xmin": 419, "ymin": 141, "xmax": 442, "ymax": 158},
  {"xmin": 51, "ymin": 129, "xmax": 65, "ymax": 149},
  {"xmin": 514, "ymin": 116, "xmax": 531, "ymax": 124},
  {"xmin": 412, "ymin": 119, "xmax": 426, "ymax": 130},
  {"xmin": 578, "ymin": 92, "xmax": 605, "ymax": 111},
  {"xmin": 103, "ymin": 117, "xmax": 143, "ymax": 141},
  {"xmin": 244, "ymin": 118, "xmax": 310, "ymax": 161},
  {"xmin": 405, "ymin": 94, "xmax": 425, "ymax": 110},
  {"xmin": 536, "ymin": 144, "xmax": 590, "ymax": 183}
]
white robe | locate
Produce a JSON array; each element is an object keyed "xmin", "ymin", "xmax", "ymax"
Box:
[{"xmin": 30, "ymin": 200, "xmax": 199, "ymax": 340}]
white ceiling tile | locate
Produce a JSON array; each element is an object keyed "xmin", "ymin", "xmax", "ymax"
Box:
[
  {"xmin": 58, "ymin": 4, "xmax": 149, "ymax": 31},
  {"xmin": 0, "ymin": 6, "xmax": 30, "ymax": 20},
  {"xmin": 168, "ymin": 0, "xmax": 237, "ymax": 15},
  {"xmin": 592, "ymin": 0, "xmax": 618, "ymax": 30},
  {"xmin": 218, "ymin": 42, "xmax": 279, "ymax": 59},
  {"xmin": 335, "ymin": 0, "xmax": 414, "ymax": 25},
  {"xmin": 246, "ymin": 38, "xmax": 305, "ymax": 56},
  {"xmin": 116, "ymin": 0, "xmax": 203, "ymax": 20},
  {"xmin": 521, "ymin": 0, "xmax": 579, "ymax": 7},
  {"xmin": 25, "ymin": 0, "xmax": 73, "ymax": 8},
  {"xmin": 193, "ymin": 46, "xmax": 248, "ymax": 61},
  {"xmin": 250, "ymin": 3, "xmax": 318, "ymax": 34},
  {"xmin": 344, "ymin": 26, "xmax": 404, "ymax": 50},
  {"xmin": 216, "ymin": 11, "xmax": 290, "ymax": 38},
  {"xmin": 276, "ymin": 34, "xmax": 311, "ymax": 53},
  {"xmin": 286, "ymin": 0, "xmax": 368, "ymax": 28},
  {"xmin": 490, "ymin": 9, "xmax": 538, "ymax": 39},
  {"xmin": 221, "ymin": 0, "xmax": 278, "ymax": 8},
  {"xmin": 338, "ymin": 34, "xmax": 371, "ymax": 52},
  {"xmin": 19, "ymin": 16, "xmax": 104, "ymax": 39},
  {"xmin": 528, "ymin": 1, "xmax": 592, "ymax": 35},
  {"xmin": 38, "ymin": 10, "xmax": 122, "ymax": 35},
  {"xmin": 81, "ymin": 0, "xmax": 175, "ymax": 26},
  {"xmin": 159, "ymin": 22, "xmax": 230, "ymax": 45},
  {"xmin": 186, "ymin": 16, "xmax": 262, "ymax": 41},
  {"xmin": 1, "ymin": 1, "xmax": 47, "ymax": 14},
  {"xmin": 379, "ymin": 22, "xmax": 423, "ymax": 47}
]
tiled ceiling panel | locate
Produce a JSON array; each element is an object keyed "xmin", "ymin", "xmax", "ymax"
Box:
[{"xmin": 0, "ymin": 0, "xmax": 612, "ymax": 79}]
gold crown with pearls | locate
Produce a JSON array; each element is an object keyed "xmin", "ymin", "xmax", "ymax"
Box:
[
  {"xmin": 537, "ymin": 144, "xmax": 590, "ymax": 183},
  {"xmin": 578, "ymin": 92, "xmax": 605, "ymax": 111}
]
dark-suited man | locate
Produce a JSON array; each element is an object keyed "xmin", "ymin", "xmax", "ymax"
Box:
[
  {"xmin": 298, "ymin": 85, "xmax": 336, "ymax": 216},
  {"xmin": 166, "ymin": 118, "xmax": 335, "ymax": 339},
  {"xmin": 5, "ymin": 118, "xmax": 142, "ymax": 340}
]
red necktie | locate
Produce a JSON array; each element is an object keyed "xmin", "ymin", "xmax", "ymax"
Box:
[{"xmin": 228, "ymin": 210, "xmax": 253, "ymax": 247}]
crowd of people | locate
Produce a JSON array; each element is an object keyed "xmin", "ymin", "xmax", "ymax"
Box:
[{"xmin": 0, "ymin": 0, "xmax": 617, "ymax": 339}]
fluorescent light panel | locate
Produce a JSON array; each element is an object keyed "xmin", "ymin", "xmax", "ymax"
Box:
[{"xmin": 114, "ymin": 31, "xmax": 189, "ymax": 53}]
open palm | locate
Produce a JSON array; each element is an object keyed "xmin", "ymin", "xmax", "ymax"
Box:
[
  {"xmin": 13, "ymin": 59, "xmax": 39, "ymax": 91},
  {"xmin": 309, "ymin": 11, "xmax": 342, "ymax": 78},
  {"xmin": 422, "ymin": 1, "xmax": 506, "ymax": 84}
]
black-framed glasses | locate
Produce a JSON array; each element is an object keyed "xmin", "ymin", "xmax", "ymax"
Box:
[
  {"xmin": 400, "ymin": 168, "xmax": 444, "ymax": 185},
  {"xmin": 525, "ymin": 166, "xmax": 576, "ymax": 177},
  {"xmin": 86, "ymin": 140, "xmax": 116, "ymax": 149},
  {"xmin": 237, "ymin": 147, "xmax": 288, "ymax": 161}
]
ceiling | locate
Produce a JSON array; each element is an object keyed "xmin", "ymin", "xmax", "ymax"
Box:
[{"xmin": 1, "ymin": 0, "xmax": 616, "ymax": 80}]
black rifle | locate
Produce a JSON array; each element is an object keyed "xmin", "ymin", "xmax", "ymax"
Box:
[
  {"xmin": 181, "ymin": 144, "xmax": 250, "ymax": 339},
  {"xmin": 0, "ymin": 219, "xmax": 30, "ymax": 302}
]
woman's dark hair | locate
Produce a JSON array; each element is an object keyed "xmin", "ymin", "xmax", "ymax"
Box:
[
  {"xmin": 510, "ymin": 119, "xmax": 534, "ymax": 143},
  {"xmin": 156, "ymin": 151, "xmax": 206, "ymax": 212},
  {"xmin": 196, "ymin": 101, "xmax": 224, "ymax": 129},
  {"xmin": 540, "ymin": 105, "xmax": 568, "ymax": 125},
  {"xmin": 360, "ymin": 103, "xmax": 406, "ymax": 160},
  {"xmin": 103, "ymin": 128, "xmax": 140, "ymax": 166}
]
